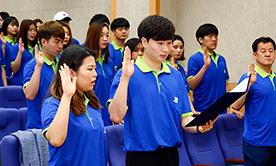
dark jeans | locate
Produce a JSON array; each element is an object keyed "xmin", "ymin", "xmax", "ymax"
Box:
[
  {"xmin": 243, "ymin": 139, "xmax": 276, "ymax": 166},
  {"xmin": 126, "ymin": 146, "xmax": 179, "ymax": 166}
]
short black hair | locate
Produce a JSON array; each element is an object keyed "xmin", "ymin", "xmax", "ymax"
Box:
[
  {"xmin": 110, "ymin": 17, "xmax": 130, "ymax": 31},
  {"xmin": 34, "ymin": 18, "xmax": 43, "ymax": 24},
  {"xmin": 0, "ymin": 12, "xmax": 10, "ymax": 32},
  {"xmin": 195, "ymin": 23, "xmax": 218, "ymax": 44},
  {"xmin": 125, "ymin": 38, "xmax": 140, "ymax": 52},
  {"xmin": 0, "ymin": 12, "xmax": 10, "ymax": 20},
  {"xmin": 138, "ymin": 15, "xmax": 175, "ymax": 41},
  {"xmin": 89, "ymin": 14, "xmax": 110, "ymax": 25},
  {"xmin": 252, "ymin": 36, "xmax": 276, "ymax": 53}
]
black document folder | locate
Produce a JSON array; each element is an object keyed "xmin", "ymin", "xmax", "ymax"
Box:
[{"xmin": 185, "ymin": 75, "xmax": 251, "ymax": 127}]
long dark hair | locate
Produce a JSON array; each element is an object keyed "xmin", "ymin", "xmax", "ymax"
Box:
[
  {"xmin": 59, "ymin": 21, "xmax": 73, "ymax": 49},
  {"xmin": 85, "ymin": 21, "xmax": 110, "ymax": 63},
  {"xmin": 17, "ymin": 19, "xmax": 38, "ymax": 49},
  {"xmin": 173, "ymin": 34, "xmax": 185, "ymax": 60},
  {"xmin": 50, "ymin": 45, "xmax": 101, "ymax": 115}
]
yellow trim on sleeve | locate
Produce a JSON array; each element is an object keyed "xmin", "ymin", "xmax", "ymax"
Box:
[
  {"xmin": 187, "ymin": 75, "xmax": 193, "ymax": 80},
  {"xmin": 106, "ymin": 99, "xmax": 113, "ymax": 107},
  {"xmin": 23, "ymin": 82, "xmax": 29, "ymax": 89},
  {"xmin": 42, "ymin": 127, "xmax": 49, "ymax": 140},
  {"xmin": 181, "ymin": 112, "xmax": 193, "ymax": 118}
]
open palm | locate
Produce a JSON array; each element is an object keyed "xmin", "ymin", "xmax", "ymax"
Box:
[
  {"xmin": 59, "ymin": 64, "xmax": 77, "ymax": 97},
  {"xmin": 122, "ymin": 47, "xmax": 134, "ymax": 78},
  {"xmin": 34, "ymin": 45, "xmax": 44, "ymax": 67}
]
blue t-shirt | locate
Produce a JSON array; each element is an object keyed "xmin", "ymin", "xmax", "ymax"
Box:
[
  {"xmin": 0, "ymin": 48, "xmax": 4, "ymax": 86},
  {"xmin": 23, "ymin": 57, "xmax": 58, "ymax": 129},
  {"xmin": 41, "ymin": 96, "xmax": 106, "ymax": 166},
  {"xmin": 187, "ymin": 50, "xmax": 229, "ymax": 112},
  {"xmin": 176, "ymin": 61, "xmax": 190, "ymax": 92},
  {"xmin": 108, "ymin": 42, "xmax": 123, "ymax": 72},
  {"xmin": 241, "ymin": 65, "xmax": 276, "ymax": 146},
  {"xmin": 109, "ymin": 56, "xmax": 192, "ymax": 151},
  {"xmin": 94, "ymin": 55, "xmax": 115, "ymax": 126},
  {"xmin": 4, "ymin": 40, "xmax": 18, "ymax": 78},
  {"xmin": 72, "ymin": 38, "xmax": 80, "ymax": 45},
  {"xmin": 8, "ymin": 43, "xmax": 34, "ymax": 85}
]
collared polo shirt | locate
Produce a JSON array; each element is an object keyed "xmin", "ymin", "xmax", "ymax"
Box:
[
  {"xmin": 0, "ymin": 48, "xmax": 4, "ymax": 86},
  {"xmin": 109, "ymin": 56, "xmax": 192, "ymax": 151},
  {"xmin": 9, "ymin": 43, "xmax": 34, "ymax": 85},
  {"xmin": 23, "ymin": 55, "xmax": 58, "ymax": 128},
  {"xmin": 164, "ymin": 60, "xmax": 190, "ymax": 92},
  {"xmin": 108, "ymin": 41, "xmax": 124, "ymax": 71},
  {"xmin": 94, "ymin": 54, "xmax": 115, "ymax": 126},
  {"xmin": 41, "ymin": 96, "xmax": 106, "ymax": 166},
  {"xmin": 187, "ymin": 49, "xmax": 229, "ymax": 112},
  {"xmin": 242, "ymin": 64, "xmax": 276, "ymax": 146},
  {"xmin": 3, "ymin": 37, "xmax": 17, "ymax": 78}
]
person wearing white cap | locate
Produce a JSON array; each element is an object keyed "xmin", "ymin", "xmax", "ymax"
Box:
[
  {"xmin": 53, "ymin": 11, "xmax": 80, "ymax": 45},
  {"xmin": 53, "ymin": 11, "xmax": 71, "ymax": 23}
]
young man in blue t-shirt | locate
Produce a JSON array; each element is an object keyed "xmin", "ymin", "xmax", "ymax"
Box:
[
  {"xmin": 231, "ymin": 37, "xmax": 276, "ymax": 165},
  {"xmin": 108, "ymin": 17, "xmax": 130, "ymax": 71},
  {"xmin": 187, "ymin": 23, "xmax": 229, "ymax": 113},
  {"xmin": 108, "ymin": 15, "xmax": 215, "ymax": 166},
  {"xmin": 23, "ymin": 21, "xmax": 64, "ymax": 129}
]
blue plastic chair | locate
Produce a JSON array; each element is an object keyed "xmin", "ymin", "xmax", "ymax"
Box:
[{"xmin": 0, "ymin": 86, "xmax": 26, "ymax": 108}]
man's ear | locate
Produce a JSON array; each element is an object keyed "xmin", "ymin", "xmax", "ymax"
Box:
[
  {"xmin": 41, "ymin": 38, "xmax": 47, "ymax": 47},
  {"xmin": 198, "ymin": 37, "xmax": 203, "ymax": 44},
  {"xmin": 252, "ymin": 52, "xmax": 257, "ymax": 60},
  {"xmin": 141, "ymin": 37, "xmax": 148, "ymax": 47}
]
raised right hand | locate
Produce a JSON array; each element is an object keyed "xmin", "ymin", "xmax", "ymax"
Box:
[
  {"xmin": 18, "ymin": 38, "xmax": 25, "ymax": 53},
  {"xmin": 248, "ymin": 63, "xmax": 256, "ymax": 85},
  {"xmin": 203, "ymin": 46, "xmax": 211, "ymax": 68},
  {"xmin": 59, "ymin": 64, "xmax": 77, "ymax": 97},
  {"xmin": 34, "ymin": 45, "xmax": 44, "ymax": 67},
  {"xmin": 121, "ymin": 47, "xmax": 134, "ymax": 79}
]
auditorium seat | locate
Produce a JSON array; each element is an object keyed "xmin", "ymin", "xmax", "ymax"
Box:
[
  {"xmin": 105, "ymin": 124, "xmax": 126, "ymax": 166},
  {"xmin": 0, "ymin": 135, "xmax": 20, "ymax": 166},
  {"xmin": 183, "ymin": 128, "xmax": 225, "ymax": 165},
  {"xmin": 178, "ymin": 140, "xmax": 192, "ymax": 166},
  {"xmin": 0, "ymin": 86, "xmax": 26, "ymax": 108},
  {"xmin": 19, "ymin": 107, "xmax": 27, "ymax": 130},
  {"xmin": 215, "ymin": 114, "xmax": 244, "ymax": 164},
  {"xmin": 0, "ymin": 108, "xmax": 21, "ymax": 140}
]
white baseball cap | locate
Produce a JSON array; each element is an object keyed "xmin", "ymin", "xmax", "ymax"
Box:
[{"xmin": 53, "ymin": 11, "xmax": 72, "ymax": 21}]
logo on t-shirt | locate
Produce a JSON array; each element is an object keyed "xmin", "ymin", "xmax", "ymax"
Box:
[{"xmin": 173, "ymin": 96, "xmax": 178, "ymax": 104}]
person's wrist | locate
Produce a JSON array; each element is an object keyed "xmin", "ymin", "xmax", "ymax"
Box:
[
  {"xmin": 202, "ymin": 64, "xmax": 209, "ymax": 70},
  {"xmin": 196, "ymin": 126, "xmax": 204, "ymax": 134},
  {"xmin": 120, "ymin": 75, "xmax": 130, "ymax": 82},
  {"xmin": 231, "ymin": 106, "xmax": 239, "ymax": 111}
]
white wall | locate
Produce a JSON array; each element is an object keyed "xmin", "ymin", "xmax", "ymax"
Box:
[
  {"xmin": 162, "ymin": 0, "xmax": 276, "ymax": 82},
  {"xmin": 0, "ymin": 0, "xmax": 111, "ymax": 43},
  {"xmin": 2, "ymin": 0, "xmax": 276, "ymax": 82},
  {"xmin": 116, "ymin": 0, "xmax": 150, "ymax": 38}
]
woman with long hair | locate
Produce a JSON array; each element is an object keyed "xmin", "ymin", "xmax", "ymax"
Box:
[
  {"xmin": 84, "ymin": 21, "xmax": 115, "ymax": 126},
  {"xmin": 1, "ymin": 16, "xmax": 19, "ymax": 79},
  {"xmin": 41, "ymin": 45, "xmax": 106, "ymax": 166},
  {"xmin": 9, "ymin": 19, "xmax": 37, "ymax": 85},
  {"xmin": 59, "ymin": 21, "xmax": 73, "ymax": 49}
]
